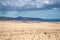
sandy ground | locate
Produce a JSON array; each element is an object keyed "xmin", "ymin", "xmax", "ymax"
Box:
[{"xmin": 0, "ymin": 21, "xmax": 60, "ymax": 40}]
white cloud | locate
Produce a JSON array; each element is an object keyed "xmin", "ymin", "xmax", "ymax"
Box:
[
  {"xmin": 0, "ymin": 0, "xmax": 44, "ymax": 8},
  {"xmin": 43, "ymin": 0, "xmax": 50, "ymax": 4}
]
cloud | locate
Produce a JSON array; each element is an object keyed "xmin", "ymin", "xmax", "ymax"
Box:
[{"xmin": 0, "ymin": 0, "xmax": 60, "ymax": 10}]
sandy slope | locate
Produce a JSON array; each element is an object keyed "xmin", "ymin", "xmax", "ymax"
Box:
[{"xmin": 0, "ymin": 21, "xmax": 60, "ymax": 40}]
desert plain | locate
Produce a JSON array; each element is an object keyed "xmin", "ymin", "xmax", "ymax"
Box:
[{"xmin": 0, "ymin": 21, "xmax": 60, "ymax": 40}]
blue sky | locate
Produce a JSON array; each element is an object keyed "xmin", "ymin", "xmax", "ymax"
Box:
[{"xmin": 0, "ymin": 10, "xmax": 60, "ymax": 19}]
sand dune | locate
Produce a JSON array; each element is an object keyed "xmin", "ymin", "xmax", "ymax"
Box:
[{"xmin": 0, "ymin": 21, "xmax": 60, "ymax": 40}]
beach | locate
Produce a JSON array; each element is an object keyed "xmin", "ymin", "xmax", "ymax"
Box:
[{"xmin": 0, "ymin": 21, "xmax": 60, "ymax": 40}]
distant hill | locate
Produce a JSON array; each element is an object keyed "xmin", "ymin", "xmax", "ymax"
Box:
[
  {"xmin": 0, "ymin": 16, "xmax": 60, "ymax": 22},
  {"xmin": 0, "ymin": 16, "xmax": 43, "ymax": 21}
]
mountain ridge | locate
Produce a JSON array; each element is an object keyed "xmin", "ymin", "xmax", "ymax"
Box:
[{"xmin": 0, "ymin": 16, "xmax": 60, "ymax": 22}]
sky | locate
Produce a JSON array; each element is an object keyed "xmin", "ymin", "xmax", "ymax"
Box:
[
  {"xmin": 0, "ymin": 0, "xmax": 60, "ymax": 10},
  {"xmin": 0, "ymin": 10, "xmax": 60, "ymax": 19},
  {"xmin": 0, "ymin": 0, "xmax": 60, "ymax": 19}
]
